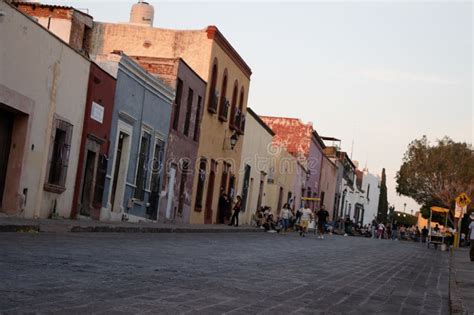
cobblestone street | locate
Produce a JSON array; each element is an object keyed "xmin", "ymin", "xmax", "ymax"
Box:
[{"xmin": 0, "ymin": 233, "xmax": 449, "ymax": 314}]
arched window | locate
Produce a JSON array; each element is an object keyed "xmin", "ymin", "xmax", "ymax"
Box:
[
  {"xmin": 207, "ymin": 59, "xmax": 218, "ymax": 113},
  {"xmin": 229, "ymin": 81, "xmax": 238, "ymax": 129},
  {"xmin": 237, "ymin": 87, "xmax": 246, "ymax": 134},
  {"xmin": 218, "ymin": 69, "xmax": 229, "ymax": 121}
]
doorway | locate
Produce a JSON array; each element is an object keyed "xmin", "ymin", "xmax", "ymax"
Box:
[
  {"xmin": 79, "ymin": 150, "xmax": 96, "ymax": 216},
  {"xmin": 0, "ymin": 109, "xmax": 13, "ymax": 208},
  {"xmin": 241, "ymin": 164, "xmax": 251, "ymax": 212},
  {"xmin": 204, "ymin": 160, "xmax": 217, "ymax": 224},
  {"xmin": 149, "ymin": 140, "xmax": 164, "ymax": 220},
  {"xmin": 110, "ymin": 130, "xmax": 131, "ymax": 213}
]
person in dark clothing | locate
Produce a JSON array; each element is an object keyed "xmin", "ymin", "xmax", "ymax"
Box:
[
  {"xmin": 218, "ymin": 188, "xmax": 229, "ymax": 224},
  {"xmin": 421, "ymin": 226, "xmax": 429, "ymax": 243},
  {"xmin": 229, "ymin": 196, "xmax": 242, "ymax": 227},
  {"xmin": 316, "ymin": 206, "xmax": 330, "ymax": 239}
]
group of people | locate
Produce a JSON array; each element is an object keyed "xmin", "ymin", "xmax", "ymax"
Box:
[
  {"xmin": 366, "ymin": 220, "xmax": 422, "ymax": 241},
  {"xmin": 253, "ymin": 203, "xmax": 330, "ymax": 238}
]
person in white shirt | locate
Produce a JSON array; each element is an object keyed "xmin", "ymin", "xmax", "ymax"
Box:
[
  {"xmin": 280, "ymin": 203, "xmax": 292, "ymax": 234},
  {"xmin": 299, "ymin": 203, "xmax": 313, "ymax": 237},
  {"xmin": 469, "ymin": 212, "xmax": 474, "ymax": 262}
]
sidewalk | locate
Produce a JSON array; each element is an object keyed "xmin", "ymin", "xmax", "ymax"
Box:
[
  {"xmin": 449, "ymin": 248, "xmax": 474, "ymax": 314},
  {"xmin": 0, "ymin": 216, "xmax": 263, "ymax": 234}
]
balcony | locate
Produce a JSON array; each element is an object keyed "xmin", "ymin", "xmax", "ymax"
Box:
[
  {"xmin": 218, "ymin": 97, "xmax": 230, "ymax": 122},
  {"xmin": 238, "ymin": 112, "xmax": 246, "ymax": 135},
  {"xmin": 230, "ymin": 108, "xmax": 240, "ymax": 131},
  {"xmin": 208, "ymin": 89, "xmax": 218, "ymax": 114}
]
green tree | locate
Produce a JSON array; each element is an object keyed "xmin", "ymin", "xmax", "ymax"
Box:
[
  {"xmin": 396, "ymin": 136, "xmax": 474, "ymax": 220},
  {"xmin": 377, "ymin": 168, "xmax": 389, "ymax": 223}
]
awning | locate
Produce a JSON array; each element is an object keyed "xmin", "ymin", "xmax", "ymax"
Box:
[
  {"xmin": 430, "ymin": 206, "xmax": 450, "ymax": 213},
  {"xmin": 301, "ymin": 197, "xmax": 320, "ymax": 201}
]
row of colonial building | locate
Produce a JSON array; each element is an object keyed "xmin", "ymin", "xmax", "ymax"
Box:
[{"xmin": 0, "ymin": 0, "xmax": 381, "ymax": 225}]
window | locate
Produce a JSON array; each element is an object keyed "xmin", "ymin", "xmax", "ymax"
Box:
[
  {"xmin": 183, "ymin": 88, "xmax": 194, "ymax": 136},
  {"xmin": 218, "ymin": 70, "xmax": 229, "ymax": 121},
  {"xmin": 193, "ymin": 96, "xmax": 202, "ymax": 141},
  {"xmin": 177, "ymin": 159, "xmax": 189, "ymax": 216},
  {"xmin": 195, "ymin": 159, "xmax": 207, "ymax": 210},
  {"xmin": 134, "ymin": 132, "xmax": 151, "ymax": 200},
  {"xmin": 208, "ymin": 61, "xmax": 218, "ymax": 113},
  {"xmin": 237, "ymin": 88, "xmax": 245, "ymax": 134},
  {"xmin": 45, "ymin": 118, "xmax": 73, "ymax": 192},
  {"xmin": 172, "ymin": 78, "xmax": 183, "ymax": 131},
  {"xmin": 367, "ymin": 184, "xmax": 371, "ymax": 200},
  {"xmin": 229, "ymin": 82, "xmax": 238, "ymax": 129}
]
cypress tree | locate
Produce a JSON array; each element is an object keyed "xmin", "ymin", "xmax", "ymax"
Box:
[{"xmin": 377, "ymin": 168, "xmax": 388, "ymax": 223}]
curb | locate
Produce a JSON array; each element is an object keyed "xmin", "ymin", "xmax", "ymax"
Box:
[
  {"xmin": 0, "ymin": 225, "xmax": 40, "ymax": 233},
  {"xmin": 449, "ymin": 249, "xmax": 467, "ymax": 315},
  {"xmin": 70, "ymin": 226, "xmax": 265, "ymax": 233}
]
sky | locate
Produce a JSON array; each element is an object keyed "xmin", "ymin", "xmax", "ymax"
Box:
[{"xmin": 45, "ymin": 0, "xmax": 473, "ymax": 214}]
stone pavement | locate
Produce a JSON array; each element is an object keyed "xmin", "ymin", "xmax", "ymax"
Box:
[
  {"xmin": 0, "ymin": 232, "xmax": 449, "ymax": 314},
  {"xmin": 449, "ymin": 248, "xmax": 474, "ymax": 314},
  {"xmin": 0, "ymin": 216, "xmax": 262, "ymax": 234}
]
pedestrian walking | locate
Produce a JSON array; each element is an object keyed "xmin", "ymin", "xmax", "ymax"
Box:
[
  {"xmin": 469, "ymin": 212, "xmax": 474, "ymax": 262},
  {"xmin": 228, "ymin": 196, "xmax": 242, "ymax": 227},
  {"xmin": 377, "ymin": 222, "xmax": 385, "ymax": 239},
  {"xmin": 371, "ymin": 219, "xmax": 377, "ymax": 239},
  {"xmin": 280, "ymin": 203, "xmax": 292, "ymax": 234},
  {"xmin": 316, "ymin": 205, "xmax": 329, "ymax": 239},
  {"xmin": 218, "ymin": 188, "xmax": 229, "ymax": 224},
  {"xmin": 391, "ymin": 221, "xmax": 398, "ymax": 241},
  {"xmin": 299, "ymin": 203, "xmax": 313, "ymax": 237}
]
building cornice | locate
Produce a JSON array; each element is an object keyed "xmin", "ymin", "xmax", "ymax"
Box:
[
  {"xmin": 118, "ymin": 53, "xmax": 175, "ymax": 104},
  {"xmin": 206, "ymin": 25, "xmax": 252, "ymax": 79}
]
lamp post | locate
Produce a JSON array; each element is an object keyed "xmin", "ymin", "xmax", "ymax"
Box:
[
  {"xmin": 404, "ymin": 203, "xmax": 407, "ymax": 213},
  {"xmin": 230, "ymin": 131, "xmax": 239, "ymax": 150}
]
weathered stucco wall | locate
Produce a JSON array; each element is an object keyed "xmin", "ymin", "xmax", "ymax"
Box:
[{"xmin": 0, "ymin": 2, "xmax": 90, "ymax": 218}]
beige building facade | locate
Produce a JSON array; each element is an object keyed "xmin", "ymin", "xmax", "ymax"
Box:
[
  {"xmin": 0, "ymin": 1, "xmax": 90, "ymax": 218},
  {"xmin": 265, "ymin": 146, "xmax": 298, "ymax": 216},
  {"xmin": 236, "ymin": 108, "xmax": 274, "ymax": 225},
  {"xmin": 87, "ymin": 4, "xmax": 252, "ymax": 224}
]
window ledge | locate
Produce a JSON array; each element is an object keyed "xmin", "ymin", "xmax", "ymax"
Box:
[
  {"xmin": 194, "ymin": 206, "xmax": 202, "ymax": 212},
  {"xmin": 44, "ymin": 183, "xmax": 66, "ymax": 194}
]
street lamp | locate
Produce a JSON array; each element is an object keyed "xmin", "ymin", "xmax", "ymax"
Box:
[
  {"xmin": 404, "ymin": 203, "xmax": 407, "ymax": 213},
  {"xmin": 230, "ymin": 131, "xmax": 239, "ymax": 150}
]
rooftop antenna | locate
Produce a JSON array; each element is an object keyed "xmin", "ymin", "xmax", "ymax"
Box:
[
  {"xmin": 350, "ymin": 138, "xmax": 354, "ymax": 160},
  {"xmin": 350, "ymin": 124, "xmax": 356, "ymax": 159}
]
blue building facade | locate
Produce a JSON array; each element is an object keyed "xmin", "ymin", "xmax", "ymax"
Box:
[{"xmin": 94, "ymin": 53, "xmax": 174, "ymax": 222}]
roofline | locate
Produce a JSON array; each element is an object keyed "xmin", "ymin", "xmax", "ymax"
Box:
[
  {"xmin": 177, "ymin": 57, "xmax": 207, "ymax": 84},
  {"xmin": 117, "ymin": 53, "xmax": 175, "ymax": 103},
  {"xmin": 321, "ymin": 136, "xmax": 341, "ymax": 142},
  {"xmin": 246, "ymin": 108, "xmax": 275, "ymax": 136},
  {"xmin": 129, "ymin": 56, "xmax": 207, "ymax": 85},
  {"xmin": 90, "ymin": 60, "xmax": 117, "ymax": 82},
  {"xmin": 6, "ymin": 1, "xmax": 91, "ymax": 64},
  {"xmin": 206, "ymin": 25, "xmax": 252, "ymax": 79},
  {"xmin": 342, "ymin": 152, "xmax": 357, "ymax": 169},
  {"xmin": 12, "ymin": 1, "xmax": 94, "ymax": 19},
  {"xmin": 312, "ymin": 130, "xmax": 326, "ymax": 149}
]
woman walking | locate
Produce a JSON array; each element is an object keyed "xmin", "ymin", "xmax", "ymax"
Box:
[
  {"xmin": 280, "ymin": 203, "xmax": 292, "ymax": 234},
  {"xmin": 228, "ymin": 196, "xmax": 242, "ymax": 227}
]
